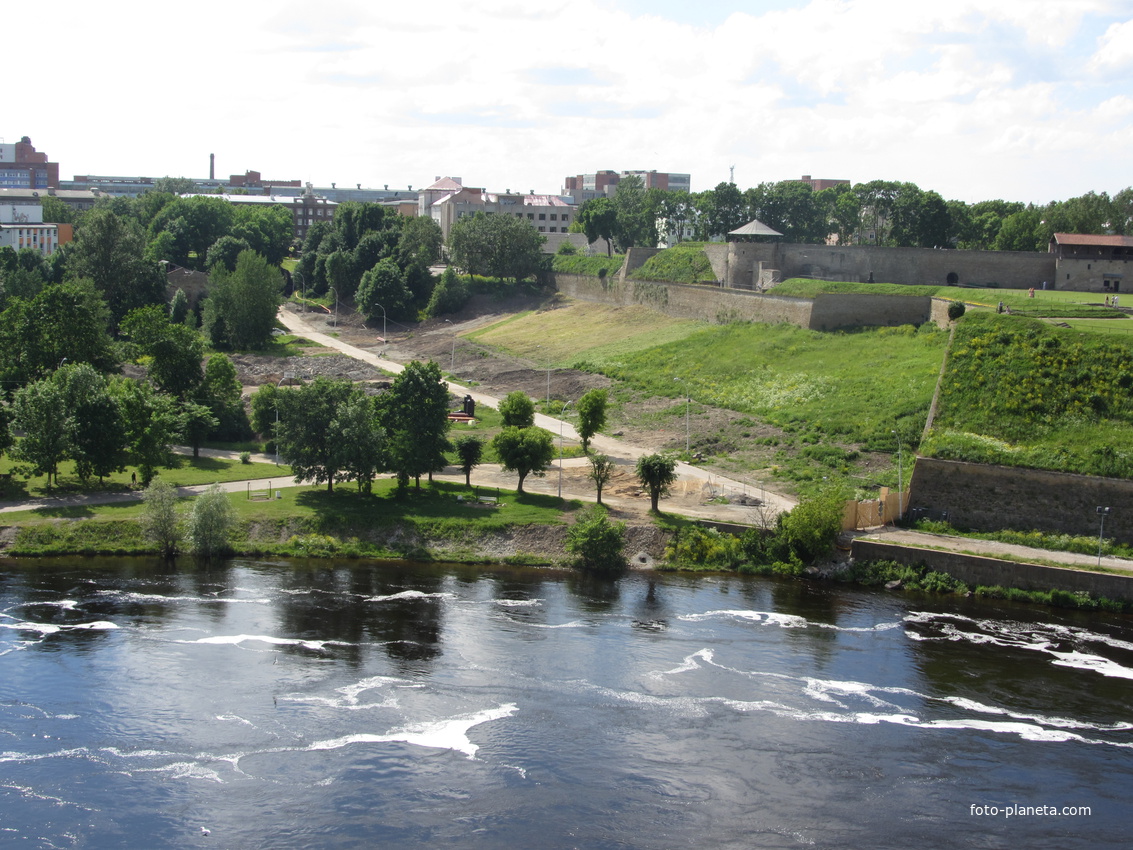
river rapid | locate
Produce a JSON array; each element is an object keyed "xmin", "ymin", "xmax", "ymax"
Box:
[{"xmin": 1, "ymin": 557, "xmax": 1131, "ymax": 849}]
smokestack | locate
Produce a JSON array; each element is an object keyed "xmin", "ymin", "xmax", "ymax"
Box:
[{"xmin": 210, "ymin": 153, "xmax": 215, "ymax": 180}]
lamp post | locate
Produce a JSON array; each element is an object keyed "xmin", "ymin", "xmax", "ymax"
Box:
[
  {"xmin": 1097, "ymin": 506, "xmax": 1112, "ymax": 566},
  {"xmin": 329, "ymin": 287, "xmax": 339, "ymax": 328},
  {"xmin": 274, "ymin": 371, "xmax": 295, "ymax": 465},
  {"xmin": 891, "ymin": 429, "xmax": 904, "ymax": 523},
  {"xmin": 537, "ymin": 345, "xmax": 551, "ymax": 406},
  {"xmin": 444, "ymin": 319, "xmax": 455, "ymax": 373},
  {"xmin": 373, "ymin": 302, "xmax": 387, "ymax": 352},
  {"xmin": 558, "ymin": 400, "xmax": 573, "ymax": 499}
]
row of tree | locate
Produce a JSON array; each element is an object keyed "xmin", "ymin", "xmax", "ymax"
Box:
[{"xmin": 573, "ymin": 176, "xmax": 1133, "ymax": 254}]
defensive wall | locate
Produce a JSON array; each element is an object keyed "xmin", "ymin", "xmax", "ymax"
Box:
[
  {"xmin": 850, "ymin": 539, "xmax": 1133, "ymax": 602},
  {"xmin": 908, "ymin": 457, "xmax": 1133, "ymax": 544},
  {"xmin": 553, "ymin": 272, "xmax": 949, "ymax": 331},
  {"xmin": 722, "ymin": 242, "xmax": 1056, "ymax": 290}
]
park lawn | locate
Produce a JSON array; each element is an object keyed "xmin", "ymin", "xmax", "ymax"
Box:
[
  {"xmin": 0, "ymin": 452, "xmax": 289, "ymax": 501},
  {"xmin": 465, "ymin": 301, "xmax": 702, "ymax": 368},
  {"xmin": 3, "ymin": 479, "xmax": 581, "ymax": 558}
]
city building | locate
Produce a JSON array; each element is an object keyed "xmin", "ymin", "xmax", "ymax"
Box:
[
  {"xmin": 792, "ymin": 175, "xmax": 851, "ymax": 192},
  {"xmin": 179, "ymin": 183, "xmax": 336, "ymax": 242},
  {"xmin": 0, "ymin": 137, "xmax": 58, "ymax": 190},
  {"xmin": 0, "ymin": 186, "xmax": 101, "ymax": 214},
  {"xmin": 0, "ymin": 201, "xmax": 68, "ymax": 255},
  {"xmin": 562, "ymin": 170, "xmax": 691, "ymax": 203},
  {"xmin": 419, "ymin": 177, "xmax": 576, "ymax": 244}
]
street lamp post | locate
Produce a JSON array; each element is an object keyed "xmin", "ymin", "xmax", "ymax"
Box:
[
  {"xmin": 329, "ymin": 287, "xmax": 339, "ymax": 328},
  {"xmin": 373, "ymin": 303, "xmax": 387, "ymax": 352},
  {"xmin": 558, "ymin": 400, "xmax": 573, "ymax": 499},
  {"xmin": 891, "ymin": 429, "xmax": 904, "ymax": 523},
  {"xmin": 1097, "ymin": 506, "xmax": 1112, "ymax": 566},
  {"xmin": 275, "ymin": 371, "xmax": 295, "ymax": 465},
  {"xmin": 444, "ymin": 319, "xmax": 455, "ymax": 373}
]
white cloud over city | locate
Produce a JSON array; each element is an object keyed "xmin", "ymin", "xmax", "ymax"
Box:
[{"xmin": 9, "ymin": 0, "xmax": 1132, "ymax": 203}]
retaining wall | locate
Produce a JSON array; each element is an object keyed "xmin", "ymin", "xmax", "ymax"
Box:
[
  {"xmin": 851, "ymin": 539, "xmax": 1133, "ymax": 602},
  {"xmin": 908, "ymin": 457, "xmax": 1133, "ymax": 544}
]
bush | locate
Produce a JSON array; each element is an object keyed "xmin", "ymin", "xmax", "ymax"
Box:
[
  {"xmin": 947, "ymin": 300, "xmax": 966, "ymax": 321},
  {"xmin": 239, "ymin": 451, "xmax": 251, "ymax": 464},
  {"xmin": 141, "ymin": 479, "xmax": 181, "ymax": 558},
  {"xmin": 566, "ymin": 506, "xmax": 627, "ymax": 573},
  {"xmin": 185, "ymin": 483, "xmax": 235, "ymax": 557}
]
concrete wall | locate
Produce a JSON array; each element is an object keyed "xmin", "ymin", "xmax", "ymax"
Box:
[
  {"xmin": 621, "ymin": 247, "xmax": 666, "ymax": 278},
  {"xmin": 851, "ymin": 539, "xmax": 1133, "ymax": 602},
  {"xmin": 724, "ymin": 241, "xmax": 1056, "ymax": 290},
  {"xmin": 908, "ymin": 457, "xmax": 1133, "ymax": 544},
  {"xmin": 1057, "ymin": 257, "xmax": 1129, "ymax": 293},
  {"xmin": 809, "ymin": 293, "xmax": 932, "ymax": 331}
]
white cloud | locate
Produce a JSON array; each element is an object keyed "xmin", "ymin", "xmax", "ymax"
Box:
[{"xmin": 4, "ymin": 0, "xmax": 1132, "ymax": 203}]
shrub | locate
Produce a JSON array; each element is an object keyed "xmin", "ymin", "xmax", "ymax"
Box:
[
  {"xmin": 947, "ymin": 301, "xmax": 966, "ymax": 321},
  {"xmin": 140, "ymin": 479, "xmax": 181, "ymax": 558},
  {"xmin": 239, "ymin": 451, "xmax": 251, "ymax": 464},
  {"xmin": 186, "ymin": 483, "xmax": 235, "ymax": 558},
  {"xmin": 566, "ymin": 506, "xmax": 626, "ymax": 573}
]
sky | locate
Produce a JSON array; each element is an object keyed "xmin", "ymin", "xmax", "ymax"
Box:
[{"xmin": 8, "ymin": 0, "xmax": 1133, "ymax": 204}]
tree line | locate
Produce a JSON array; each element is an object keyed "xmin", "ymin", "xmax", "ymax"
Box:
[{"xmin": 573, "ymin": 175, "xmax": 1133, "ymax": 253}]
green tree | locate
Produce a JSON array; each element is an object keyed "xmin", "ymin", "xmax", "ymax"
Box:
[
  {"xmin": 232, "ymin": 204, "xmax": 293, "ymax": 266},
  {"xmin": 335, "ymin": 393, "xmax": 386, "ymax": 494},
  {"xmin": 275, "ymin": 377, "xmax": 356, "ymax": 492},
  {"xmin": 169, "ymin": 287, "xmax": 190, "ymax": 324},
  {"xmin": 185, "ymin": 483, "xmax": 235, "ymax": 558},
  {"xmin": 55, "ymin": 363, "xmax": 126, "ymax": 483},
  {"xmin": 696, "ymin": 182, "xmax": 745, "ymax": 240},
  {"xmin": 611, "ymin": 174, "xmax": 655, "ymax": 249},
  {"xmin": 205, "ymin": 235, "xmax": 252, "ymax": 272},
  {"xmin": 577, "ymin": 197, "xmax": 619, "ymax": 256},
  {"xmin": 424, "ymin": 266, "xmax": 469, "ymax": 318},
  {"xmin": 203, "ymin": 250, "xmax": 282, "ymax": 349},
  {"xmin": 376, "ymin": 360, "xmax": 452, "ymax": 488},
  {"xmin": 141, "ymin": 478, "xmax": 182, "ymax": 558},
  {"xmin": 10, "ymin": 378, "xmax": 71, "ymax": 488},
  {"xmin": 587, "ymin": 453, "xmax": 616, "ymax": 506},
  {"xmin": 356, "ymin": 258, "xmax": 411, "ymax": 322},
  {"xmin": 121, "ymin": 305, "xmax": 205, "ymax": 398},
  {"xmin": 397, "ymin": 215, "xmax": 444, "ymax": 268},
  {"xmin": 565, "ymin": 505, "xmax": 626, "ymax": 573},
  {"xmin": 499, "ymin": 390, "xmax": 536, "ymax": 428},
  {"xmin": 636, "ymin": 452, "xmax": 678, "ymax": 512},
  {"xmin": 110, "ymin": 377, "xmax": 183, "ymax": 485},
  {"xmin": 67, "ymin": 207, "xmax": 166, "ymax": 329},
  {"xmin": 492, "ymin": 426, "xmax": 554, "ymax": 494},
  {"xmin": 447, "ymin": 212, "xmax": 546, "ymax": 282},
  {"xmin": 454, "ymin": 435, "xmax": 484, "ymax": 486},
  {"xmin": 575, "ymin": 388, "xmax": 608, "ymax": 452},
  {"xmin": 0, "ymin": 402, "xmax": 12, "ymax": 463},
  {"xmin": 771, "ymin": 491, "xmax": 844, "ymax": 565},
  {"xmin": 180, "ymin": 400, "xmax": 219, "ymax": 458},
  {"xmin": 249, "ymin": 383, "xmax": 279, "ymax": 438}
]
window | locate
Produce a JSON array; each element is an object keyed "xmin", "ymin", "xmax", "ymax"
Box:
[
  {"xmin": 528, "ymin": 213, "xmax": 534, "ymax": 220},
  {"xmin": 538, "ymin": 226, "xmax": 545, "ymax": 232},
  {"xmin": 539, "ymin": 213, "xmax": 546, "ymax": 220},
  {"xmin": 562, "ymin": 214, "xmax": 569, "ymax": 222},
  {"xmin": 550, "ymin": 214, "xmax": 557, "ymax": 221}
]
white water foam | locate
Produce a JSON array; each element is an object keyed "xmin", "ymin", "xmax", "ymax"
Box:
[
  {"xmin": 366, "ymin": 590, "xmax": 457, "ymax": 603},
  {"xmin": 904, "ymin": 611, "xmax": 1133, "ymax": 680},
  {"xmin": 179, "ymin": 634, "xmax": 341, "ymax": 651},
  {"xmin": 679, "ymin": 609, "xmax": 903, "ymax": 632},
  {"xmin": 494, "ymin": 599, "xmax": 543, "ymax": 608},
  {"xmin": 94, "ymin": 590, "xmax": 270, "ymax": 605},
  {"xmin": 304, "ymin": 703, "xmax": 518, "ymax": 759}
]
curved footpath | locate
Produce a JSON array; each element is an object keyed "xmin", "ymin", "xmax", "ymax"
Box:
[{"xmin": 5, "ymin": 309, "xmax": 1133, "ymax": 581}]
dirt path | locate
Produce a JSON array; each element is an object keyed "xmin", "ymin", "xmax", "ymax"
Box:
[{"xmin": 276, "ymin": 308, "xmax": 794, "ymax": 525}]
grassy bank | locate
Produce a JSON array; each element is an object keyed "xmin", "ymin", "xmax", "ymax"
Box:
[{"xmin": 2, "ymin": 479, "xmax": 581, "ymax": 561}]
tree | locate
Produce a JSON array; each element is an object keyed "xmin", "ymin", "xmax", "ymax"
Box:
[
  {"xmin": 10, "ymin": 378, "xmax": 71, "ymax": 488},
  {"xmin": 499, "ymin": 390, "xmax": 536, "ymax": 428},
  {"xmin": 203, "ymin": 250, "xmax": 282, "ymax": 349},
  {"xmin": 185, "ymin": 483, "xmax": 235, "ymax": 558},
  {"xmin": 55, "ymin": 363, "xmax": 126, "ymax": 483},
  {"xmin": 636, "ymin": 452, "xmax": 678, "ymax": 512},
  {"xmin": 121, "ymin": 305, "xmax": 205, "ymax": 398},
  {"xmin": 376, "ymin": 360, "xmax": 452, "ymax": 488},
  {"xmin": 180, "ymin": 400, "xmax": 219, "ymax": 458},
  {"xmin": 200, "ymin": 353, "xmax": 248, "ymax": 441},
  {"xmin": 141, "ymin": 478, "xmax": 182, "ymax": 558},
  {"xmin": 109, "ymin": 377, "xmax": 183, "ymax": 485},
  {"xmin": 611, "ymin": 174, "xmax": 655, "ymax": 249},
  {"xmin": 565, "ymin": 505, "xmax": 626, "ymax": 573},
  {"xmin": 397, "ymin": 215, "xmax": 444, "ymax": 268},
  {"xmin": 696, "ymin": 182, "xmax": 745, "ymax": 240},
  {"xmin": 577, "ymin": 198, "xmax": 619, "ymax": 256},
  {"xmin": 67, "ymin": 207, "xmax": 166, "ymax": 329},
  {"xmin": 333, "ymin": 392, "xmax": 385, "ymax": 494},
  {"xmin": 356, "ymin": 258, "xmax": 411, "ymax": 322},
  {"xmin": 205, "ymin": 235, "xmax": 252, "ymax": 273},
  {"xmin": 275, "ymin": 377, "xmax": 357, "ymax": 492},
  {"xmin": 447, "ymin": 212, "xmax": 546, "ymax": 282},
  {"xmin": 492, "ymin": 426, "xmax": 554, "ymax": 494},
  {"xmin": 587, "ymin": 453, "xmax": 616, "ymax": 506},
  {"xmin": 169, "ymin": 287, "xmax": 190, "ymax": 325},
  {"xmin": 0, "ymin": 402, "xmax": 12, "ymax": 464},
  {"xmin": 454, "ymin": 435, "xmax": 484, "ymax": 487},
  {"xmin": 575, "ymin": 388, "xmax": 608, "ymax": 453},
  {"xmin": 424, "ymin": 266, "xmax": 469, "ymax": 318}
]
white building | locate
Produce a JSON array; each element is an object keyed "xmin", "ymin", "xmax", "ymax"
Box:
[
  {"xmin": 419, "ymin": 177, "xmax": 577, "ymax": 245},
  {"xmin": 0, "ymin": 203, "xmax": 61, "ymax": 255}
]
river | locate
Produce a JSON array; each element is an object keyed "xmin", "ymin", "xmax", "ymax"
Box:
[{"xmin": 1, "ymin": 557, "xmax": 1131, "ymax": 849}]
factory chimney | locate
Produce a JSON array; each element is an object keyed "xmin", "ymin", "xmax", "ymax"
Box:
[{"xmin": 210, "ymin": 153, "xmax": 215, "ymax": 180}]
